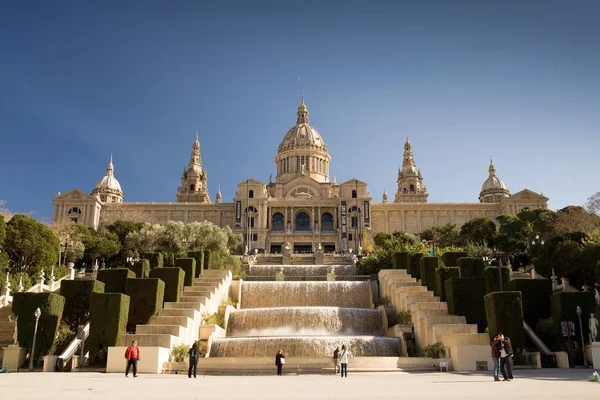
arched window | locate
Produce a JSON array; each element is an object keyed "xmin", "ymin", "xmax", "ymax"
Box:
[
  {"xmin": 321, "ymin": 212, "xmax": 334, "ymax": 232},
  {"xmin": 352, "ymin": 189, "xmax": 357, "ymax": 199},
  {"xmin": 68, "ymin": 207, "xmax": 82, "ymax": 223},
  {"xmin": 190, "ymin": 184, "xmax": 195, "ymax": 192},
  {"xmin": 409, "ymin": 184, "xmax": 415, "ymax": 193},
  {"xmin": 249, "ymin": 190, "xmax": 254, "ymax": 199},
  {"xmin": 295, "ymin": 211, "xmax": 311, "ymax": 231},
  {"xmin": 246, "ymin": 206, "xmax": 257, "ymax": 228},
  {"xmin": 272, "ymin": 213, "xmax": 284, "ymax": 232}
]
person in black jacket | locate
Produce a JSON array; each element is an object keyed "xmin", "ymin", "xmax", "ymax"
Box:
[
  {"xmin": 188, "ymin": 342, "xmax": 200, "ymax": 378},
  {"xmin": 498, "ymin": 333, "xmax": 514, "ymax": 381},
  {"xmin": 275, "ymin": 349, "xmax": 285, "ymax": 376}
]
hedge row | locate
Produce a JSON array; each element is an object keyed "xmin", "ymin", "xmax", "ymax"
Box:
[
  {"xmin": 89, "ymin": 293, "xmax": 130, "ymax": 365},
  {"xmin": 12, "ymin": 292, "xmax": 65, "ymax": 364},
  {"xmin": 125, "ymin": 278, "xmax": 165, "ymax": 332},
  {"xmin": 59, "ymin": 279, "xmax": 105, "ymax": 328},
  {"xmin": 131, "ymin": 259, "xmax": 150, "ymax": 278},
  {"xmin": 141, "ymin": 252, "xmax": 164, "ymax": 270},
  {"xmin": 457, "ymin": 257, "xmax": 486, "ymax": 278},
  {"xmin": 434, "ymin": 267, "xmax": 461, "ymax": 301},
  {"xmin": 506, "ymin": 279, "xmax": 552, "ymax": 328},
  {"xmin": 408, "ymin": 253, "xmax": 423, "ymax": 280},
  {"xmin": 187, "ymin": 250, "xmax": 204, "ymax": 277},
  {"xmin": 551, "ymin": 292, "xmax": 596, "ymax": 350},
  {"xmin": 162, "ymin": 252, "xmax": 176, "ymax": 268},
  {"xmin": 175, "ymin": 258, "xmax": 196, "ymax": 286},
  {"xmin": 483, "ymin": 266, "xmax": 510, "ymax": 294},
  {"xmin": 419, "ymin": 256, "xmax": 439, "ymax": 293},
  {"xmin": 204, "ymin": 249, "xmax": 212, "ymax": 269},
  {"xmin": 446, "ymin": 277, "xmax": 487, "ymax": 332},
  {"xmin": 484, "ymin": 291, "xmax": 525, "ymax": 347},
  {"xmin": 392, "ymin": 252, "xmax": 410, "ymax": 270},
  {"xmin": 149, "ymin": 267, "xmax": 185, "ymax": 303},
  {"xmin": 441, "ymin": 251, "xmax": 468, "ymax": 267},
  {"xmin": 97, "ymin": 268, "xmax": 136, "ymax": 294}
]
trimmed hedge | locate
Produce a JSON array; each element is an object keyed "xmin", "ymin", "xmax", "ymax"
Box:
[
  {"xmin": 457, "ymin": 257, "xmax": 486, "ymax": 278},
  {"xmin": 484, "ymin": 291, "xmax": 525, "ymax": 347},
  {"xmin": 59, "ymin": 279, "xmax": 105, "ymax": 328},
  {"xmin": 551, "ymin": 292, "xmax": 596, "ymax": 350},
  {"xmin": 435, "ymin": 267, "xmax": 461, "ymax": 301},
  {"xmin": 446, "ymin": 277, "xmax": 487, "ymax": 332},
  {"xmin": 97, "ymin": 268, "xmax": 136, "ymax": 294},
  {"xmin": 187, "ymin": 250, "xmax": 205, "ymax": 277},
  {"xmin": 409, "ymin": 253, "xmax": 423, "ymax": 280},
  {"xmin": 149, "ymin": 267, "xmax": 185, "ymax": 303},
  {"xmin": 141, "ymin": 252, "xmax": 164, "ymax": 270},
  {"xmin": 12, "ymin": 292, "xmax": 65, "ymax": 364},
  {"xmin": 441, "ymin": 251, "xmax": 468, "ymax": 267},
  {"xmin": 204, "ymin": 249, "xmax": 213, "ymax": 269},
  {"xmin": 419, "ymin": 256, "xmax": 439, "ymax": 293},
  {"xmin": 131, "ymin": 259, "xmax": 150, "ymax": 278},
  {"xmin": 483, "ymin": 266, "xmax": 510, "ymax": 294},
  {"xmin": 506, "ymin": 279, "xmax": 552, "ymax": 328},
  {"xmin": 175, "ymin": 257, "xmax": 196, "ymax": 286},
  {"xmin": 89, "ymin": 292, "xmax": 130, "ymax": 365},
  {"xmin": 125, "ymin": 278, "xmax": 165, "ymax": 332},
  {"xmin": 392, "ymin": 252, "xmax": 410, "ymax": 270},
  {"xmin": 162, "ymin": 252, "xmax": 175, "ymax": 267}
]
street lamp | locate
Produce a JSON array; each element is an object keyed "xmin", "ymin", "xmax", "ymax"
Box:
[
  {"xmin": 60, "ymin": 235, "xmax": 73, "ymax": 266},
  {"xmin": 29, "ymin": 307, "xmax": 41, "ymax": 371},
  {"xmin": 576, "ymin": 306, "xmax": 588, "ymax": 367},
  {"xmin": 484, "ymin": 253, "xmax": 503, "ymax": 292},
  {"xmin": 126, "ymin": 257, "xmax": 139, "ymax": 266}
]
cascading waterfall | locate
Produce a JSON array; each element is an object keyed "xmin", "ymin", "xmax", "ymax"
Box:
[{"xmin": 248, "ymin": 264, "xmax": 356, "ymax": 277}]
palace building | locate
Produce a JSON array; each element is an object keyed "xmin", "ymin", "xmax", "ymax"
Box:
[{"xmin": 52, "ymin": 97, "xmax": 548, "ymax": 253}]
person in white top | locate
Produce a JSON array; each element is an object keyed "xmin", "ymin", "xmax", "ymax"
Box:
[{"xmin": 339, "ymin": 344, "xmax": 349, "ymax": 377}]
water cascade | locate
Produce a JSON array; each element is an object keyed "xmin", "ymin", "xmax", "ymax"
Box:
[{"xmin": 248, "ymin": 264, "xmax": 356, "ymax": 277}]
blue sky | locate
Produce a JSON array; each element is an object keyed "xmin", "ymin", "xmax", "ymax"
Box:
[{"xmin": 1, "ymin": 0, "xmax": 599, "ymax": 221}]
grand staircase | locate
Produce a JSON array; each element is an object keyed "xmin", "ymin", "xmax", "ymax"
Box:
[{"xmin": 0, "ymin": 306, "xmax": 16, "ymax": 368}]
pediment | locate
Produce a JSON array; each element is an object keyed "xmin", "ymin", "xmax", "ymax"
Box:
[
  {"xmin": 339, "ymin": 178, "xmax": 368, "ymax": 186},
  {"xmin": 282, "ymin": 176, "xmax": 324, "ymax": 199},
  {"xmin": 53, "ymin": 189, "xmax": 98, "ymax": 202},
  {"xmin": 507, "ymin": 189, "xmax": 549, "ymax": 202}
]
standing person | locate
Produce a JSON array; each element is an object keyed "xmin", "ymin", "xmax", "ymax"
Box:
[
  {"xmin": 125, "ymin": 340, "xmax": 140, "ymax": 378},
  {"xmin": 339, "ymin": 344, "xmax": 349, "ymax": 378},
  {"xmin": 333, "ymin": 347, "xmax": 340, "ymax": 374},
  {"xmin": 275, "ymin": 349, "xmax": 285, "ymax": 376},
  {"xmin": 490, "ymin": 335, "xmax": 502, "ymax": 381},
  {"xmin": 188, "ymin": 341, "xmax": 199, "ymax": 378},
  {"xmin": 498, "ymin": 333, "xmax": 513, "ymax": 381}
]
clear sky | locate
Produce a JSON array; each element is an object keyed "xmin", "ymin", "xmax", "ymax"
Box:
[{"xmin": 1, "ymin": 0, "xmax": 599, "ymax": 221}]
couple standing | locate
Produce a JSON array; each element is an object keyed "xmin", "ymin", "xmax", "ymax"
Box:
[
  {"xmin": 332, "ymin": 345, "xmax": 350, "ymax": 377},
  {"xmin": 490, "ymin": 333, "xmax": 514, "ymax": 381}
]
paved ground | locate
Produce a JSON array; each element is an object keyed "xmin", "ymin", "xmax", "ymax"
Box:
[{"xmin": 1, "ymin": 369, "xmax": 598, "ymax": 399}]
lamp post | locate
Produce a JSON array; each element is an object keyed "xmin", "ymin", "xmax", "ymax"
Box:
[
  {"xmin": 29, "ymin": 307, "xmax": 42, "ymax": 371},
  {"xmin": 484, "ymin": 252, "xmax": 503, "ymax": 292},
  {"xmin": 60, "ymin": 234, "xmax": 73, "ymax": 266},
  {"xmin": 126, "ymin": 257, "xmax": 139, "ymax": 266},
  {"xmin": 576, "ymin": 306, "xmax": 588, "ymax": 367}
]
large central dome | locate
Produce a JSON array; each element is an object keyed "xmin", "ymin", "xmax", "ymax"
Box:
[{"xmin": 275, "ymin": 96, "xmax": 331, "ymax": 184}]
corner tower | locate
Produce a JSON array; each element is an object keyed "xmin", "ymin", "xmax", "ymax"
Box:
[
  {"xmin": 176, "ymin": 133, "xmax": 211, "ymax": 203},
  {"xmin": 274, "ymin": 96, "xmax": 332, "ymax": 183},
  {"xmin": 394, "ymin": 138, "xmax": 428, "ymax": 203}
]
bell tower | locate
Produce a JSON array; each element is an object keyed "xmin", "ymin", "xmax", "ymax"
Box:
[
  {"xmin": 394, "ymin": 138, "xmax": 428, "ymax": 203},
  {"xmin": 176, "ymin": 132, "xmax": 211, "ymax": 203}
]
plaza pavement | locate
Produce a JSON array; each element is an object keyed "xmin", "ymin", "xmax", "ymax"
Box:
[{"xmin": 0, "ymin": 369, "xmax": 597, "ymax": 400}]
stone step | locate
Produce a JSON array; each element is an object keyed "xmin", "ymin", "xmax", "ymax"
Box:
[
  {"xmin": 165, "ymin": 302, "xmax": 203, "ymax": 311},
  {"xmin": 149, "ymin": 315, "xmax": 191, "ymax": 328},
  {"xmin": 431, "ymin": 324, "xmax": 478, "ymax": 346},
  {"xmin": 184, "ymin": 288, "xmax": 213, "ymax": 297},
  {"xmin": 180, "ymin": 295, "xmax": 210, "ymax": 304},
  {"xmin": 136, "ymin": 325, "xmax": 185, "ymax": 337},
  {"xmin": 441, "ymin": 333, "xmax": 490, "ymax": 347},
  {"xmin": 409, "ymin": 302, "xmax": 448, "ymax": 314},
  {"xmin": 162, "ymin": 308, "xmax": 197, "ymax": 319},
  {"xmin": 124, "ymin": 333, "xmax": 175, "ymax": 349}
]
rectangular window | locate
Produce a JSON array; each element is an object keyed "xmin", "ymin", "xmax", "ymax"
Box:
[
  {"xmin": 252, "ymin": 234, "xmax": 258, "ymax": 241},
  {"xmin": 296, "ymin": 156, "xmax": 300, "ymax": 172},
  {"xmin": 306, "ymin": 156, "xmax": 310, "ymax": 171}
]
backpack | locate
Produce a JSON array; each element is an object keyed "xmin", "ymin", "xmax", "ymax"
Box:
[{"xmin": 190, "ymin": 348, "xmax": 198, "ymax": 359}]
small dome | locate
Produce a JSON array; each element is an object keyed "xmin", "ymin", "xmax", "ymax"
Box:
[
  {"xmin": 92, "ymin": 156, "xmax": 123, "ymax": 201},
  {"xmin": 277, "ymin": 95, "xmax": 328, "ymax": 153},
  {"xmin": 481, "ymin": 175, "xmax": 507, "ymax": 192},
  {"xmin": 479, "ymin": 159, "xmax": 510, "ymax": 203}
]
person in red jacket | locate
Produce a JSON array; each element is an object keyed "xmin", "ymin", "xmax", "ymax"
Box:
[
  {"xmin": 125, "ymin": 341, "xmax": 140, "ymax": 377},
  {"xmin": 490, "ymin": 334, "xmax": 502, "ymax": 381}
]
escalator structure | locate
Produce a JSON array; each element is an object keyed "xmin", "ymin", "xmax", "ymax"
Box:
[
  {"xmin": 523, "ymin": 320, "xmax": 556, "ymax": 367},
  {"xmin": 56, "ymin": 322, "xmax": 90, "ymax": 371}
]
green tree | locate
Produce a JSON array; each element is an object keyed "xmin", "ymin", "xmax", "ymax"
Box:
[
  {"xmin": 547, "ymin": 206, "xmax": 600, "ymax": 237},
  {"xmin": 419, "ymin": 223, "xmax": 461, "ymax": 248},
  {"xmin": 0, "ymin": 214, "xmax": 7, "ymax": 267},
  {"xmin": 105, "ymin": 220, "xmax": 144, "ymax": 245},
  {"xmin": 4, "ymin": 214, "xmax": 59, "ymax": 274},
  {"xmin": 459, "ymin": 217, "xmax": 497, "ymax": 246}
]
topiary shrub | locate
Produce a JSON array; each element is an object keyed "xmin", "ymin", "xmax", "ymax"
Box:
[
  {"xmin": 149, "ymin": 267, "xmax": 185, "ymax": 304},
  {"xmin": 392, "ymin": 252, "xmax": 410, "ymax": 269},
  {"xmin": 89, "ymin": 292, "xmax": 130, "ymax": 365},
  {"xmin": 484, "ymin": 291, "xmax": 525, "ymax": 347},
  {"xmin": 125, "ymin": 278, "xmax": 165, "ymax": 332},
  {"xmin": 483, "ymin": 266, "xmax": 510, "ymax": 294},
  {"xmin": 12, "ymin": 292, "xmax": 65, "ymax": 365},
  {"xmin": 162, "ymin": 252, "xmax": 175, "ymax": 267},
  {"xmin": 141, "ymin": 252, "xmax": 164, "ymax": 270},
  {"xmin": 550, "ymin": 291, "xmax": 596, "ymax": 351},
  {"xmin": 434, "ymin": 267, "xmax": 461, "ymax": 301},
  {"xmin": 419, "ymin": 256, "xmax": 439, "ymax": 293},
  {"xmin": 457, "ymin": 257, "xmax": 486, "ymax": 278},
  {"xmin": 131, "ymin": 259, "xmax": 150, "ymax": 278},
  {"xmin": 204, "ymin": 249, "xmax": 213, "ymax": 269},
  {"xmin": 441, "ymin": 251, "xmax": 468, "ymax": 267},
  {"xmin": 445, "ymin": 277, "xmax": 487, "ymax": 332},
  {"xmin": 97, "ymin": 268, "xmax": 136, "ymax": 294},
  {"xmin": 175, "ymin": 257, "xmax": 196, "ymax": 286},
  {"xmin": 187, "ymin": 250, "xmax": 205, "ymax": 277},
  {"xmin": 506, "ymin": 279, "xmax": 552, "ymax": 329},
  {"xmin": 59, "ymin": 279, "xmax": 105, "ymax": 329},
  {"xmin": 409, "ymin": 253, "xmax": 423, "ymax": 280}
]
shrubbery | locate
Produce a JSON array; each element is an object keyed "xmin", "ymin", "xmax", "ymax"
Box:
[
  {"xmin": 484, "ymin": 291, "xmax": 525, "ymax": 347},
  {"xmin": 419, "ymin": 256, "xmax": 439, "ymax": 293},
  {"xmin": 175, "ymin": 258, "xmax": 196, "ymax": 286},
  {"xmin": 59, "ymin": 279, "xmax": 105, "ymax": 329},
  {"xmin": 187, "ymin": 250, "xmax": 204, "ymax": 277},
  {"xmin": 125, "ymin": 278, "xmax": 165, "ymax": 332},
  {"xmin": 441, "ymin": 251, "xmax": 468, "ymax": 267},
  {"xmin": 392, "ymin": 252, "xmax": 410, "ymax": 269},
  {"xmin": 97, "ymin": 268, "xmax": 135, "ymax": 294},
  {"xmin": 506, "ymin": 279, "xmax": 552, "ymax": 328},
  {"xmin": 420, "ymin": 342, "xmax": 446, "ymax": 358},
  {"xmin": 89, "ymin": 292, "xmax": 130, "ymax": 365},
  {"xmin": 445, "ymin": 277, "xmax": 487, "ymax": 332},
  {"xmin": 434, "ymin": 266, "xmax": 460, "ymax": 301},
  {"xmin": 483, "ymin": 266, "xmax": 510, "ymax": 294},
  {"xmin": 141, "ymin": 252, "xmax": 163, "ymax": 270},
  {"xmin": 149, "ymin": 267, "xmax": 185, "ymax": 303},
  {"xmin": 131, "ymin": 259, "xmax": 150, "ymax": 278},
  {"xmin": 457, "ymin": 257, "xmax": 486, "ymax": 278}
]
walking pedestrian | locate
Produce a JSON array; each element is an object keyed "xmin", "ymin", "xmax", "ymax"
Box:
[
  {"xmin": 188, "ymin": 341, "xmax": 199, "ymax": 378},
  {"xmin": 275, "ymin": 349, "xmax": 285, "ymax": 376},
  {"xmin": 490, "ymin": 335, "xmax": 502, "ymax": 381},
  {"xmin": 125, "ymin": 340, "xmax": 140, "ymax": 377},
  {"xmin": 339, "ymin": 344, "xmax": 349, "ymax": 377},
  {"xmin": 333, "ymin": 347, "xmax": 340, "ymax": 374},
  {"xmin": 498, "ymin": 333, "xmax": 514, "ymax": 381}
]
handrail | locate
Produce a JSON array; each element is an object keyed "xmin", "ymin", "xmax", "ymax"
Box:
[{"xmin": 56, "ymin": 322, "xmax": 90, "ymax": 370}]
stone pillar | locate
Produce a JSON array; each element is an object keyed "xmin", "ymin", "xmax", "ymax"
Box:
[
  {"xmin": 37, "ymin": 270, "xmax": 45, "ymax": 293},
  {"xmin": 67, "ymin": 262, "xmax": 75, "ymax": 280},
  {"xmin": 17, "ymin": 276, "xmax": 23, "ymax": 293},
  {"xmin": 275, "ymin": 267, "xmax": 285, "ymax": 281},
  {"xmin": 49, "ymin": 266, "xmax": 56, "ymax": 292},
  {"xmin": 1, "ymin": 272, "xmax": 10, "ymax": 307},
  {"xmin": 326, "ymin": 266, "xmax": 336, "ymax": 282}
]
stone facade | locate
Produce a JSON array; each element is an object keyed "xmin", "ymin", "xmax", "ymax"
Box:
[{"xmin": 52, "ymin": 97, "xmax": 548, "ymax": 251}]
